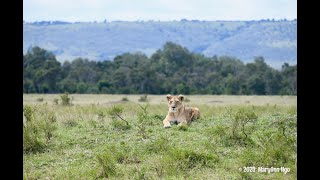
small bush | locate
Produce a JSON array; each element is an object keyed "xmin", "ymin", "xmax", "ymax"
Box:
[
  {"xmin": 60, "ymin": 93, "xmax": 72, "ymax": 106},
  {"xmin": 121, "ymin": 97, "xmax": 129, "ymax": 102},
  {"xmin": 226, "ymin": 108, "xmax": 258, "ymax": 144},
  {"xmin": 138, "ymin": 94, "xmax": 148, "ymax": 102},
  {"xmin": 107, "ymin": 105, "xmax": 124, "ymax": 119},
  {"xmin": 36, "ymin": 97, "xmax": 44, "ymax": 102},
  {"xmin": 108, "ymin": 105, "xmax": 130, "ymax": 130},
  {"xmin": 137, "ymin": 104, "xmax": 154, "ymax": 125},
  {"xmin": 234, "ymin": 108, "xmax": 257, "ymax": 136},
  {"xmin": 23, "ymin": 105, "xmax": 57, "ymax": 153}
]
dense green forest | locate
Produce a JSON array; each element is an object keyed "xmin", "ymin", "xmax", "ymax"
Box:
[{"xmin": 23, "ymin": 42, "xmax": 296, "ymax": 95}]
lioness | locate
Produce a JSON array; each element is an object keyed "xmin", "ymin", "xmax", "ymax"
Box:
[{"xmin": 163, "ymin": 94, "xmax": 200, "ymax": 128}]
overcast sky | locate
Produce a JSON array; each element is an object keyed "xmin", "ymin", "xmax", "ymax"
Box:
[{"xmin": 23, "ymin": 0, "xmax": 297, "ymax": 22}]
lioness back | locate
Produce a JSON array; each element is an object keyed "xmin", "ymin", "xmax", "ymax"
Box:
[
  {"xmin": 193, "ymin": 107, "xmax": 200, "ymax": 120},
  {"xmin": 186, "ymin": 107, "xmax": 200, "ymax": 121}
]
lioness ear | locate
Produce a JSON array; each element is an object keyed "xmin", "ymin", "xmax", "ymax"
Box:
[
  {"xmin": 166, "ymin": 94, "xmax": 173, "ymax": 101},
  {"xmin": 178, "ymin": 94, "xmax": 184, "ymax": 101}
]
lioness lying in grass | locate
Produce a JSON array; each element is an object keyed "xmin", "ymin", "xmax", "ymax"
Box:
[{"xmin": 163, "ymin": 94, "xmax": 200, "ymax": 128}]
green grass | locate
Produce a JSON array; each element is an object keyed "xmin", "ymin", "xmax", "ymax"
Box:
[{"xmin": 23, "ymin": 94, "xmax": 296, "ymax": 179}]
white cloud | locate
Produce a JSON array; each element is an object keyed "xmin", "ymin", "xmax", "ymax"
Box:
[{"xmin": 23, "ymin": 0, "xmax": 297, "ymax": 22}]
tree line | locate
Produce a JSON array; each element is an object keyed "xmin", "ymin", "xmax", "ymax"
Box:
[{"xmin": 23, "ymin": 42, "xmax": 296, "ymax": 95}]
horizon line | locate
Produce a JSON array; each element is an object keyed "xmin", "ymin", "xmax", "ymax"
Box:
[{"xmin": 23, "ymin": 18, "xmax": 297, "ymax": 23}]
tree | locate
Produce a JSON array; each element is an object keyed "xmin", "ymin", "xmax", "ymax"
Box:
[
  {"xmin": 23, "ymin": 43, "xmax": 296, "ymax": 95},
  {"xmin": 247, "ymin": 75, "xmax": 266, "ymax": 95},
  {"xmin": 23, "ymin": 46, "xmax": 61, "ymax": 93},
  {"xmin": 280, "ymin": 64, "xmax": 297, "ymax": 95}
]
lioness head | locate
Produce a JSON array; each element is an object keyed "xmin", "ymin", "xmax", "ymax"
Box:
[{"xmin": 166, "ymin": 94, "xmax": 184, "ymax": 113}]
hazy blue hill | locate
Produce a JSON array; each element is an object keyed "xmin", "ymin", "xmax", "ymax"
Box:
[{"xmin": 23, "ymin": 20, "xmax": 296, "ymax": 68}]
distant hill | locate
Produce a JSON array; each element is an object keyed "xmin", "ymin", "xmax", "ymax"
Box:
[{"xmin": 23, "ymin": 19, "xmax": 296, "ymax": 68}]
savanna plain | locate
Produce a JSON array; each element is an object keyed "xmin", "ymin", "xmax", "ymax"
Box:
[{"xmin": 23, "ymin": 94, "xmax": 297, "ymax": 179}]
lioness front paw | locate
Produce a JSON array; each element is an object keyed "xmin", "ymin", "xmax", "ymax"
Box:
[{"xmin": 163, "ymin": 124, "xmax": 171, "ymax": 128}]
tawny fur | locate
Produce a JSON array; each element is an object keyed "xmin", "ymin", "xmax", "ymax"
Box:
[{"xmin": 163, "ymin": 94, "xmax": 200, "ymax": 128}]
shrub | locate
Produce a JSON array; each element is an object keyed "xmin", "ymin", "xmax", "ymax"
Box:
[
  {"xmin": 234, "ymin": 108, "xmax": 258, "ymax": 138},
  {"xmin": 137, "ymin": 104, "xmax": 154, "ymax": 125},
  {"xmin": 36, "ymin": 97, "xmax": 44, "ymax": 102},
  {"xmin": 135, "ymin": 104, "xmax": 154, "ymax": 140},
  {"xmin": 60, "ymin": 93, "xmax": 72, "ymax": 106},
  {"xmin": 23, "ymin": 105, "xmax": 57, "ymax": 153},
  {"xmin": 225, "ymin": 108, "xmax": 258, "ymax": 144},
  {"xmin": 121, "ymin": 97, "xmax": 129, "ymax": 102},
  {"xmin": 107, "ymin": 105, "xmax": 124, "ymax": 120},
  {"xmin": 108, "ymin": 105, "xmax": 131, "ymax": 130},
  {"xmin": 138, "ymin": 94, "xmax": 148, "ymax": 102}
]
